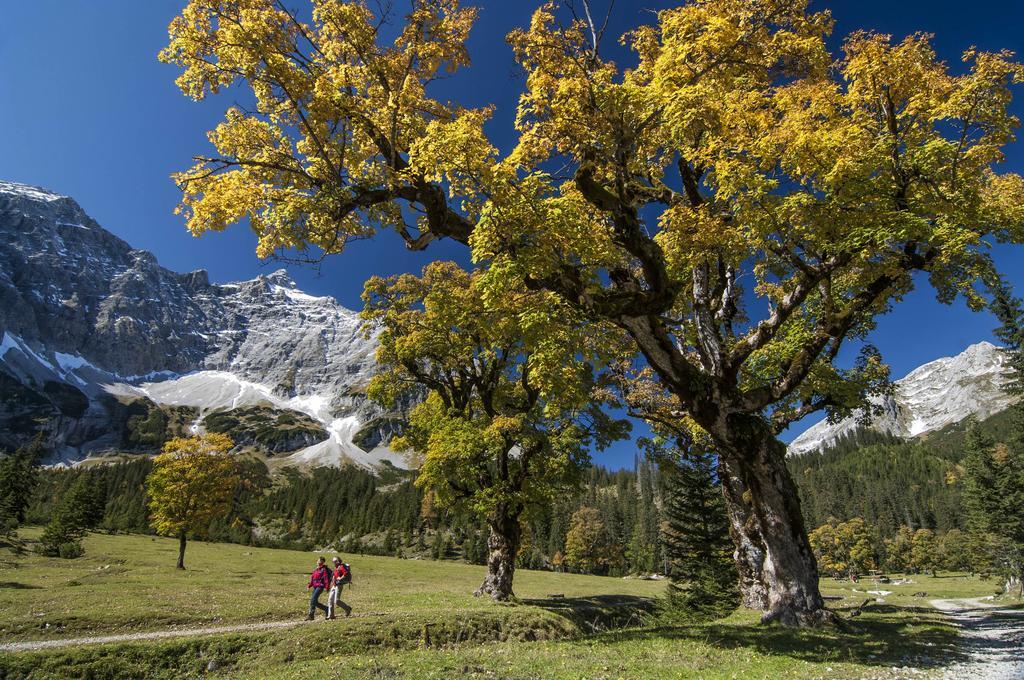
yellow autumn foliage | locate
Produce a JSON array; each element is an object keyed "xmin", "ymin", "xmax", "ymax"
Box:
[{"xmin": 146, "ymin": 433, "xmax": 240, "ymax": 540}]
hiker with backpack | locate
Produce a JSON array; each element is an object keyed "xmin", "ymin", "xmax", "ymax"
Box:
[
  {"xmin": 306, "ymin": 556, "xmax": 332, "ymax": 620},
  {"xmin": 327, "ymin": 556, "xmax": 352, "ymax": 619}
]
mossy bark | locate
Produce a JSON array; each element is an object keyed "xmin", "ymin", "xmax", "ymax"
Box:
[
  {"xmin": 717, "ymin": 421, "xmax": 833, "ymax": 626},
  {"xmin": 474, "ymin": 510, "xmax": 521, "ymax": 602}
]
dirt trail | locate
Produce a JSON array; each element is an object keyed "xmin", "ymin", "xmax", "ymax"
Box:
[
  {"xmin": 0, "ymin": 614, "xmax": 380, "ymax": 653},
  {"xmin": 931, "ymin": 597, "xmax": 1024, "ymax": 680}
]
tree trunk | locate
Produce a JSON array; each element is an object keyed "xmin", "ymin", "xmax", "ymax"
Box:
[
  {"xmin": 474, "ymin": 511, "xmax": 520, "ymax": 601},
  {"xmin": 717, "ymin": 420, "xmax": 832, "ymax": 627},
  {"xmin": 177, "ymin": 531, "xmax": 187, "ymax": 570},
  {"xmin": 718, "ymin": 456, "xmax": 769, "ymax": 610}
]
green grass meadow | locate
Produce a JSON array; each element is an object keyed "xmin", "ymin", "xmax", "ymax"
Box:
[
  {"xmin": 0, "ymin": 529, "xmax": 662, "ymax": 641},
  {"xmin": 0, "ymin": 529, "xmax": 1016, "ymax": 679}
]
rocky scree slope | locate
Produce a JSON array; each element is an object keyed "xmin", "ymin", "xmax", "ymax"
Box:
[
  {"xmin": 0, "ymin": 180, "xmax": 403, "ymax": 468},
  {"xmin": 788, "ymin": 341, "xmax": 1014, "ymax": 454}
]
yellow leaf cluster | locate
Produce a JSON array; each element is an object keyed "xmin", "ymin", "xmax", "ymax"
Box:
[
  {"xmin": 146, "ymin": 433, "xmax": 240, "ymax": 539},
  {"xmin": 361, "ymin": 260, "xmax": 626, "ymax": 519},
  {"xmin": 162, "ymin": 0, "xmax": 477, "ymax": 257}
]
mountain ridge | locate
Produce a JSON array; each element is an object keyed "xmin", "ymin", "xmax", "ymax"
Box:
[
  {"xmin": 0, "ymin": 180, "xmax": 403, "ymax": 468},
  {"xmin": 788, "ymin": 340, "xmax": 1014, "ymax": 455}
]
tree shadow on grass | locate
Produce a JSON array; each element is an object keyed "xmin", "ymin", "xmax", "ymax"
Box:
[
  {"xmin": 579, "ymin": 603, "xmax": 965, "ymax": 671},
  {"xmin": 521, "ymin": 594, "xmax": 654, "ymax": 608},
  {"xmin": 0, "ymin": 581, "xmax": 41, "ymax": 589},
  {"xmin": 520, "ymin": 594, "xmax": 658, "ymax": 632}
]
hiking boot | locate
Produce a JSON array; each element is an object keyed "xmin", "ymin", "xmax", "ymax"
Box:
[
  {"xmin": 327, "ymin": 614, "xmax": 336, "ymax": 620},
  {"xmin": 343, "ymin": 605, "xmax": 352, "ymax": 617},
  {"xmin": 305, "ymin": 614, "xmax": 314, "ymax": 621}
]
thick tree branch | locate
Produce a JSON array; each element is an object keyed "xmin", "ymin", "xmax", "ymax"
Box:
[
  {"xmin": 617, "ymin": 315, "xmax": 706, "ymax": 415},
  {"xmin": 728, "ymin": 254, "xmax": 849, "ymax": 373},
  {"xmin": 692, "ymin": 260, "xmax": 725, "ymax": 376},
  {"xmin": 573, "ymin": 160, "xmax": 679, "ymax": 313},
  {"xmin": 770, "ymin": 397, "xmax": 834, "ymax": 434},
  {"xmin": 743, "ymin": 246, "xmax": 936, "ymax": 412}
]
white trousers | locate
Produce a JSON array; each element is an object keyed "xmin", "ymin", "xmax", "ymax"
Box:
[{"xmin": 327, "ymin": 584, "xmax": 345, "ymax": 617}]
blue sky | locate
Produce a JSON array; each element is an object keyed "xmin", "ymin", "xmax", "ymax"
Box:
[{"xmin": 2, "ymin": 1, "xmax": 1023, "ymax": 469}]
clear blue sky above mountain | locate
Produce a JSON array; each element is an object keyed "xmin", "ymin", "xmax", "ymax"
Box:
[{"xmin": 2, "ymin": 1, "xmax": 1023, "ymax": 468}]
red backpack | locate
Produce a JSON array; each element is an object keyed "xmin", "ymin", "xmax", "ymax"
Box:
[{"xmin": 335, "ymin": 563, "xmax": 352, "ymax": 585}]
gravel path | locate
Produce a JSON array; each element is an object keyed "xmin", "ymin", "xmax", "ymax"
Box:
[
  {"xmin": 931, "ymin": 597, "xmax": 1024, "ymax": 680},
  {"xmin": 0, "ymin": 617, "xmax": 336, "ymax": 653}
]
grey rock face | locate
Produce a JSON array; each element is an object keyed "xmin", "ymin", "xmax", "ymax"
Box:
[
  {"xmin": 0, "ymin": 182, "xmax": 212, "ymax": 376},
  {"xmin": 0, "ymin": 181, "xmax": 400, "ymax": 468},
  {"xmin": 788, "ymin": 341, "xmax": 1015, "ymax": 455}
]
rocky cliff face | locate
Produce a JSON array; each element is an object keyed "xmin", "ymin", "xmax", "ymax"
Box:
[
  {"xmin": 788, "ymin": 341, "xmax": 1014, "ymax": 455},
  {"xmin": 0, "ymin": 180, "xmax": 403, "ymax": 469}
]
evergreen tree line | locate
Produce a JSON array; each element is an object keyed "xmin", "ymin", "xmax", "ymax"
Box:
[
  {"xmin": 0, "ymin": 435, "xmax": 42, "ymax": 542},
  {"xmin": 787, "ymin": 411, "xmax": 1015, "ymax": 541},
  {"xmin": 22, "ymin": 455, "xmax": 675, "ymax": 576},
  {"xmin": 14, "ymin": 390, "xmax": 1022, "ymax": 587}
]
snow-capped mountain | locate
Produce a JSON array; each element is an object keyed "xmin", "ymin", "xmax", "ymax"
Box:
[
  {"xmin": 0, "ymin": 180, "xmax": 404, "ymax": 468},
  {"xmin": 788, "ymin": 341, "xmax": 1015, "ymax": 455}
]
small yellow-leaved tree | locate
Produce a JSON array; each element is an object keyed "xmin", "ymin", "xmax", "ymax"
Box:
[
  {"xmin": 564, "ymin": 506, "xmax": 616, "ymax": 575},
  {"xmin": 808, "ymin": 517, "xmax": 875, "ymax": 580},
  {"xmin": 146, "ymin": 433, "xmax": 239, "ymax": 569}
]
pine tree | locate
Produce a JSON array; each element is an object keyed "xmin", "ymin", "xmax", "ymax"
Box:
[
  {"xmin": 37, "ymin": 473, "xmax": 105, "ymax": 558},
  {"xmin": 625, "ymin": 457, "xmax": 661, "ymax": 574},
  {"xmin": 986, "ymin": 274, "xmax": 1024, "ymax": 394},
  {"xmin": 963, "ymin": 422, "xmax": 1000, "ymax": 535},
  {"xmin": 431, "ymin": 532, "xmax": 451, "ymax": 561},
  {"xmin": 382, "ymin": 529, "xmax": 398, "ymax": 555},
  {"xmin": 970, "ymin": 274, "xmax": 1024, "ymax": 592},
  {"xmin": 0, "ymin": 434, "xmax": 44, "ymax": 538},
  {"xmin": 626, "ymin": 521, "xmax": 654, "ymax": 575},
  {"xmin": 657, "ymin": 442, "xmax": 739, "ymax": 620}
]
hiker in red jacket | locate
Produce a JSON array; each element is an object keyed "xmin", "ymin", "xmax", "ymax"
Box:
[
  {"xmin": 306, "ymin": 556, "xmax": 332, "ymax": 620},
  {"xmin": 327, "ymin": 556, "xmax": 352, "ymax": 619}
]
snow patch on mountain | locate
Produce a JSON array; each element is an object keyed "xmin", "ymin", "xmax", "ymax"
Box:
[
  {"xmin": 0, "ymin": 180, "xmax": 63, "ymax": 203},
  {"xmin": 106, "ymin": 371, "xmax": 401, "ymax": 468},
  {"xmin": 788, "ymin": 341, "xmax": 1014, "ymax": 455},
  {"xmin": 288, "ymin": 416, "xmax": 408, "ymax": 469},
  {"xmin": 2, "ymin": 331, "xmax": 59, "ymax": 376}
]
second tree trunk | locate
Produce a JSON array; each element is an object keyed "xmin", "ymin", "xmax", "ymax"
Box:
[
  {"xmin": 718, "ymin": 459, "xmax": 769, "ymax": 610},
  {"xmin": 474, "ymin": 512, "xmax": 521, "ymax": 601}
]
